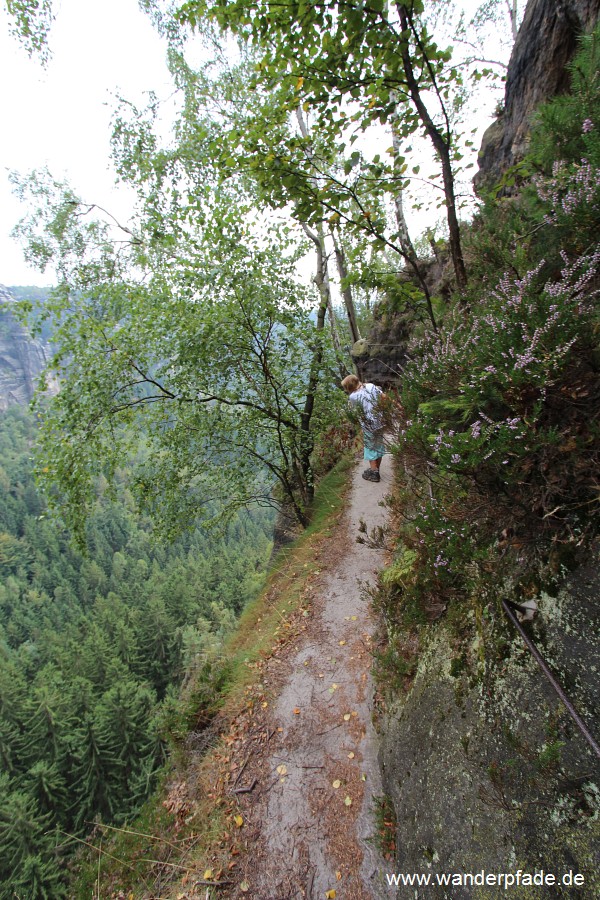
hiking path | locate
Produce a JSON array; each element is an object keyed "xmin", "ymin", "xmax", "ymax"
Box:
[{"xmin": 223, "ymin": 456, "xmax": 392, "ymax": 900}]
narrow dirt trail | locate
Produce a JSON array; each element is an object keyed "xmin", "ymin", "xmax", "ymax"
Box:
[{"xmin": 229, "ymin": 458, "xmax": 392, "ymax": 899}]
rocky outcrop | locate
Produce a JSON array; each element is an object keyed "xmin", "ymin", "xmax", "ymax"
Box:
[
  {"xmin": 475, "ymin": 0, "xmax": 600, "ymax": 191},
  {"xmin": 351, "ymin": 305, "xmax": 412, "ymax": 389},
  {"xmin": 380, "ymin": 566, "xmax": 600, "ymax": 896},
  {"xmin": 0, "ymin": 285, "xmax": 57, "ymax": 411}
]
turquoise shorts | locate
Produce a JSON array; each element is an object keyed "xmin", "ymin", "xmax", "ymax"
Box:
[{"xmin": 363, "ymin": 428, "xmax": 385, "ymax": 461}]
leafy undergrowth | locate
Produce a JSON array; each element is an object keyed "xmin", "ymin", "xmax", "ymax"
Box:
[
  {"xmin": 373, "ymin": 30, "xmax": 600, "ymax": 692},
  {"xmin": 70, "ymin": 456, "xmax": 354, "ymax": 899}
]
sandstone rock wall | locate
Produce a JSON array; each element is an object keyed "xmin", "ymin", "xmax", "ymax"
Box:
[
  {"xmin": 379, "ymin": 568, "xmax": 600, "ymax": 897},
  {"xmin": 0, "ymin": 285, "xmax": 57, "ymax": 411},
  {"xmin": 475, "ymin": 0, "xmax": 600, "ymax": 191}
]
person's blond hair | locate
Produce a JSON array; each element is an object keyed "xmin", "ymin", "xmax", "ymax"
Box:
[{"xmin": 341, "ymin": 374, "xmax": 361, "ymax": 394}]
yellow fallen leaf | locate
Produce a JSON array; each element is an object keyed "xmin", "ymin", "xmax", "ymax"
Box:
[
  {"xmin": 240, "ymin": 881, "xmax": 250, "ymax": 893},
  {"xmin": 344, "ymin": 795, "xmax": 352, "ymax": 806},
  {"xmin": 332, "ymin": 779, "xmax": 341, "ymax": 789},
  {"xmin": 351, "ymin": 615, "xmax": 357, "ymax": 620},
  {"xmin": 234, "ymin": 815, "xmax": 243, "ymax": 828},
  {"xmin": 343, "ymin": 713, "xmax": 351, "ymax": 721},
  {"xmin": 336, "ymin": 870, "xmax": 342, "ymax": 880},
  {"xmin": 339, "ymin": 640, "xmax": 346, "ymax": 646},
  {"xmin": 325, "ymin": 891, "xmax": 337, "ymax": 899},
  {"xmin": 261, "ymin": 701, "xmax": 268, "ymax": 708},
  {"xmin": 293, "ymin": 707, "xmax": 301, "ymax": 715},
  {"xmin": 348, "ymin": 752, "xmax": 355, "ymax": 759},
  {"xmin": 276, "ymin": 764, "xmax": 288, "ymax": 776},
  {"xmin": 203, "ymin": 868, "xmax": 213, "ymax": 880}
]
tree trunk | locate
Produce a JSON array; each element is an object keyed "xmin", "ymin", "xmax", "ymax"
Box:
[
  {"xmin": 330, "ymin": 229, "xmax": 361, "ymax": 344},
  {"xmin": 390, "ymin": 100, "xmax": 439, "ymax": 330},
  {"xmin": 299, "ymin": 221, "xmax": 331, "ymax": 508},
  {"xmin": 398, "ymin": 6, "xmax": 468, "ymax": 293}
]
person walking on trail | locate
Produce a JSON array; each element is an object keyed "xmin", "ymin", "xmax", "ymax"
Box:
[{"xmin": 341, "ymin": 374, "xmax": 386, "ymax": 483}]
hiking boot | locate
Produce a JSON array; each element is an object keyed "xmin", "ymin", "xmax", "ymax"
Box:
[{"xmin": 362, "ymin": 469, "xmax": 380, "ymax": 482}]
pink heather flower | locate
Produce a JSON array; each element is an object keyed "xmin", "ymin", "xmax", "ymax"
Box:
[{"xmin": 582, "ymin": 119, "xmax": 594, "ymax": 133}]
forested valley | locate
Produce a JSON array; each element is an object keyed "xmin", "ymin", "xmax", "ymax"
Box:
[
  {"xmin": 0, "ymin": 402, "xmax": 273, "ymax": 897},
  {"xmin": 2, "ymin": 0, "xmax": 600, "ymax": 896}
]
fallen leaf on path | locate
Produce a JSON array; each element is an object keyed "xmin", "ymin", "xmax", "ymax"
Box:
[
  {"xmin": 343, "ymin": 714, "xmax": 351, "ymax": 721},
  {"xmin": 344, "ymin": 796, "xmax": 352, "ymax": 806},
  {"xmin": 234, "ymin": 815, "xmax": 244, "ymax": 828},
  {"xmin": 325, "ymin": 891, "xmax": 337, "ymax": 899},
  {"xmin": 276, "ymin": 765, "xmax": 288, "ymax": 776},
  {"xmin": 203, "ymin": 869, "xmax": 213, "ymax": 880},
  {"xmin": 332, "ymin": 779, "xmax": 341, "ymax": 789},
  {"xmin": 348, "ymin": 752, "xmax": 355, "ymax": 759},
  {"xmin": 336, "ymin": 871, "xmax": 342, "ymax": 881},
  {"xmin": 293, "ymin": 707, "xmax": 301, "ymax": 714},
  {"xmin": 240, "ymin": 880, "xmax": 250, "ymax": 892},
  {"xmin": 339, "ymin": 640, "xmax": 346, "ymax": 646}
]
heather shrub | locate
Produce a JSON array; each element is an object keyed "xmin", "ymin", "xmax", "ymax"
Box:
[{"xmin": 388, "ymin": 67, "xmax": 600, "ymax": 624}]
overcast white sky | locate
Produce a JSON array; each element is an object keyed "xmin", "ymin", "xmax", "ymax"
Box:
[
  {"xmin": 0, "ymin": 0, "xmax": 513, "ymax": 288},
  {"xmin": 0, "ymin": 0, "xmax": 174, "ymax": 286}
]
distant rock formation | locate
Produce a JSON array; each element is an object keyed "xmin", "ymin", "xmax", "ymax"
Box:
[
  {"xmin": 475, "ymin": 0, "xmax": 600, "ymax": 192},
  {"xmin": 0, "ymin": 284, "xmax": 57, "ymax": 411}
]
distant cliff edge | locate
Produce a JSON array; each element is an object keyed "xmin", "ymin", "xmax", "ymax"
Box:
[{"xmin": 0, "ymin": 284, "xmax": 58, "ymax": 411}]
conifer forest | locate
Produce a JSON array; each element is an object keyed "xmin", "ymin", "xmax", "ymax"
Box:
[{"xmin": 1, "ymin": 0, "xmax": 600, "ymax": 897}]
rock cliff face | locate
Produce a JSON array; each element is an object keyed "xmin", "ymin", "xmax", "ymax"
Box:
[
  {"xmin": 0, "ymin": 285, "xmax": 57, "ymax": 411},
  {"xmin": 352, "ymin": 307, "xmax": 412, "ymax": 389},
  {"xmin": 380, "ymin": 570, "xmax": 600, "ymax": 896},
  {"xmin": 475, "ymin": 0, "xmax": 600, "ymax": 190}
]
